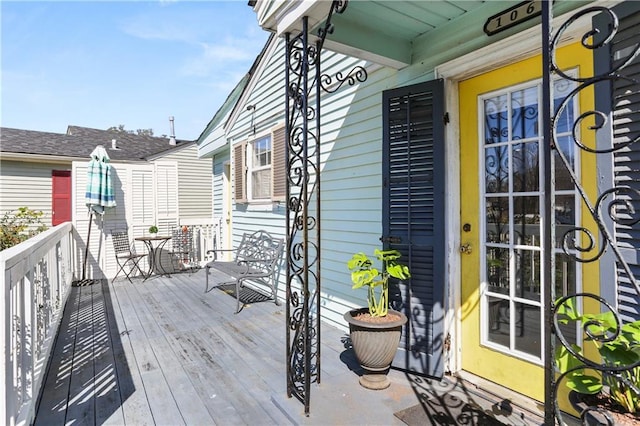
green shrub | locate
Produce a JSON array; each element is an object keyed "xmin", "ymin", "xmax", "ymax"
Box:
[{"xmin": 0, "ymin": 207, "xmax": 48, "ymax": 250}]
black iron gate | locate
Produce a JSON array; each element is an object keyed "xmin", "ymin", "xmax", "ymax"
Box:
[{"xmin": 543, "ymin": 2, "xmax": 640, "ymax": 424}]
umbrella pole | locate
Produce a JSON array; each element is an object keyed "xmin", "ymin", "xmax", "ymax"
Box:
[{"xmin": 82, "ymin": 211, "xmax": 93, "ymax": 280}]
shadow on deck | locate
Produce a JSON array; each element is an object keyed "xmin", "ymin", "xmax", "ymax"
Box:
[{"xmin": 34, "ymin": 270, "xmax": 552, "ymax": 425}]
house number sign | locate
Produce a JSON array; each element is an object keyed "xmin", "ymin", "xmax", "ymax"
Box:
[{"xmin": 483, "ymin": 0, "xmax": 542, "ymax": 36}]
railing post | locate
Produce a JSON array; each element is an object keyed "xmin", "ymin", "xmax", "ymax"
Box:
[{"xmin": 1, "ymin": 263, "xmax": 9, "ymax": 425}]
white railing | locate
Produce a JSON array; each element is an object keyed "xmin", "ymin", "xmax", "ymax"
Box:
[
  {"xmin": 178, "ymin": 218, "xmax": 218, "ymax": 265},
  {"xmin": 0, "ymin": 223, "xmax": 76, "ymax": 426}
]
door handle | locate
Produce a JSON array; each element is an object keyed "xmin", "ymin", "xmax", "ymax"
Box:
[{"xmin": 460, "ymin": 243, "xmax": 472, "ymax": 254}]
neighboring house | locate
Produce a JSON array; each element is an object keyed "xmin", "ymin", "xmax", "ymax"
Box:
[
  {"xmin": 199, "ymin": 0, "xmax": 639, "ymax": 412},
  {"xmin": 0, "ymin": 126, "xmax": 213, "ymax": 277}
]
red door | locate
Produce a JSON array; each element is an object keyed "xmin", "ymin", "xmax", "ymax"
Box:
[{"xmin": 52, "ymin": 170, "xmax": 72, "ymax": 225}]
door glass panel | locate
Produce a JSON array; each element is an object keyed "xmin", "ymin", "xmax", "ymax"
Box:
[
  {"xmin": 511, "ymin": 86, "xmax": 539, "ymax": 139},
  {"xmin": 513, "ymin": 196, "xmax": 540, "ymax": 246},
  {"xmin": 486, "ymin": 247, "xmax": 510, "ymax": 295},
  {"xmin": 513, "ymin": 142, "xmax": 539, "ymax": 192},
  {"xmin": 486, "ymin": 196, "xmax": 509, "ymax": 243},
  {"xmin": 514, "ymin": 302, "xmax": 541, "ymax": 357},
  {"xmin": 556, "ymin": 194, "xmax": 577, "ymax": 249},
  {"xmin": 554, "ymin": 135, "xmax": 576, "ymax": 190},
  {"xmin": 484, "ymin": 94, "xmax": 508, "ymax": 144},
  {"xmin": 485, "ymin": 145, "xmax": 509, "ymax": 193},
  {"xmin": 554, "ymin": 79, "xmax": 575, "ymax": 134},
  {"xmin": 487, "ymin": 296, "xmax": 509, "ymax": 348},
  {"xmin": 555, "ymin": 253, "xmax": 578, "ymax": 346},
  {"xmin": 514, "ymin": 249, "xmax": 540, "ymax": 301}
]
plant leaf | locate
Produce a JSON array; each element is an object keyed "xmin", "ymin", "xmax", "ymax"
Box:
[
  {"xmin": 565, "ymin": 375, "xmax": 603, "ymax": 394},
  {"xmin": 555, "ymin": 297, "xmax": 579, "ymax": 322},
  {"xmin": 351, "ymin": 269, "xmax": 379, "ymax": 289},
  {"xmin": 387, "ymin": 263, "xmax": 411, "ymax": 280},
  {"xmin": 599, "ymin": 344, "xmax": 640, "ymax": 366},
  {"xmin": 556, "ymin": 344, "xmax": 583, "ymax": 372}
]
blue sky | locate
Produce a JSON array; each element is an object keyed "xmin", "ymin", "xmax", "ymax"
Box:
[{"xmin": 1, "ymin": 1, "xmax": 270, "ymax": 140}]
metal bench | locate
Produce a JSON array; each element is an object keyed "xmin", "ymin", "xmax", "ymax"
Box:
[{"xmin": 204, "ymin": 230, "xmax": 284, "ymax": 313}]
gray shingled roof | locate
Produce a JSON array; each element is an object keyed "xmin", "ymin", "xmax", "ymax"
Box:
[{"xmin": 1, "ymin": 126, "xmax": 193, "ymax": 161}]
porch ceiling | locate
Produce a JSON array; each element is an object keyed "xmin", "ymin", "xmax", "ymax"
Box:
[
  {"xmin": 253, "ymin": 0, "xmax": 521, "ymax": 69},
  {"xmin": 252, "ymin": 1, "xmax": 593, "ymax": 69},
  {"xmin": 327, "ymin": 0, "xmax": 489, "ymax": 67}
]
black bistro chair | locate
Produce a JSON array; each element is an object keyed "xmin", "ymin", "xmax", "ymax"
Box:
[{"xmin": 111, "ymin": 229, "xmax": 147, "ymax": 283}]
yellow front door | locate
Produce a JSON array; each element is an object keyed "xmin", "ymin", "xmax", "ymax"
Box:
[{"xmin": 458, "ymin": 42, "xmax": 597, "ymax": 401}]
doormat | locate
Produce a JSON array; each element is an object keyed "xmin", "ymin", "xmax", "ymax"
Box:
[
  {"xmin": 72, "ymin": 279, "xmax": 102, "ymax": 287},
  {"xmin": 394, "ymin": 397, "xmax": 506, "ymax": 426},
  {"xmin": 216, "ymin": 283, "xmax": 272, "ymax": 304}
]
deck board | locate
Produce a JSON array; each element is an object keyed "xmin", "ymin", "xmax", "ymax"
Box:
[
  {"xmin": 34, "ymin": 269, "xmax": 547, "ymax": 426},
  {"xmin": 91, "ymin": 281, "xmax": 125, "ymax": 426},
  {"xmin": 113, "ymin": 279, "xmax": 188, "ymax": 425},
  {"xmin": 34, "ymin": 287, "xmax": 79, "ymax": 426},
  {"xmin": 62, "ymin": 285, "xmax": 97, "ymax": 425}
]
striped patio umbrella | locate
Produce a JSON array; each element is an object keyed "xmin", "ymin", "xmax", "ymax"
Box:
[
  {"xmin": 86, "ymin": 145, "xmax": 116, "ymax": 213},
  {"xmin": 81, "ymin": 145, "xmax": 116, "ymax": 281}
]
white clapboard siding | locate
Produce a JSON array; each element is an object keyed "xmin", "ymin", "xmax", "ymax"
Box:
[
  {"xmin": 156, "ymin": 144, "xmax": 213, "ymax": 220},
  {"xmin": 0, "ymin": 160, "xmax": 63, "ymax": 227}
]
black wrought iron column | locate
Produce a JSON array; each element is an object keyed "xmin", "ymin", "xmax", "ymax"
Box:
[
  {"xmin": 543, "ymin": 2, "xmax": 640, "ymax": 424},
  {"xmin": 541, "ymin": 2, "xmax": 555, "ymax": 423},
  {"xmin": 284, "ymin": 0, "xmax": 367, "ymax": 415},
  {"xmin": 284, "ymin": 15, "xmax": 320, "ymax": 416}
]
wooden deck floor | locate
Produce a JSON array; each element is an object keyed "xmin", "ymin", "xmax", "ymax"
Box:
[{"xmin": 34, "ymin": 269, "xmax": 548, "ymax": 425}]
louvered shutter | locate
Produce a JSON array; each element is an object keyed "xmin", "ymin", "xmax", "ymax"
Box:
[
  {"xmin": 595, "ymin": 3, "xmax": 640, "ymax": 322},
  {"xmin": 155, "ymin": 162, "xmax": 178, "ymax": 231},
  {"xmin": 131, "ymin": 168, "xmax": 155, "ymax": 238},
  {"xmin": 271, "ymin": 125, "xmax": 286, "ymax": 202},
  {"xmin": 382, "ymin": 79, "xmax": 445, "ymax": 378},
  {"xmin": 233, "ymin": 142, "xmax": 247, "ymax": 203}
]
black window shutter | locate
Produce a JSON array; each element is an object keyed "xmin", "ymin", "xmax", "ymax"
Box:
[{"xmin": 382, "ymin": 79, "xmax": 446, "ymax": 378}]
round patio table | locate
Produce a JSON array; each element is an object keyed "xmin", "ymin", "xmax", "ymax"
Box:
[{"xmin": 135, "ymin": 235, "xmax": 172, "ymax": 279}]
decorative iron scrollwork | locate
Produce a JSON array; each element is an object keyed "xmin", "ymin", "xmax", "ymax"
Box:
[
  {"xmin": 543, "ymin": 2, "xmax": 640, "ymax": 424},
  {"xmin": 285, "ymin": 0, "xmax": 362, "ymax": 415},
  {"xmin": 320, "ymin": 66, "xmax": 368, "ymax": 93}
]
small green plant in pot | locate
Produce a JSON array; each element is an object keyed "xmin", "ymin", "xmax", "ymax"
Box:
[
  {"xmin": 555, "ymin": 297, "xmax": 640, "ymax": 423},
  {"xmin": 344, "ymin": 248, "xmax": 410, "ymax": 390},
  {"xmin": 148, "ymin": 225, "xmax": 158, "ymax": 235},
  {"xmin": 347, "ymin": 249, "xmax": 411, "ymax": 318}
]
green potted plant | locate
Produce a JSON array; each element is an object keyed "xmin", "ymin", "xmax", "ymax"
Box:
[
  {"xmin": 148, "ymin": 225, "xmax": 158, "ymax": 235},
  {"xmin": 345, "ymin": 248, "xmax": 410, "ymax": 390},
  {"xmin": 555, "ymin": 297, "xmax": 640, "ymax": 424}
]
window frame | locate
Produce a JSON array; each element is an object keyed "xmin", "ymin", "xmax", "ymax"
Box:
[
  {"xmin": 247, "ymin": 133, "xmax": 272, "ymax": 201},
  {"xmin": 232, "ymin": 123, "xmax": 286, "ymax": 205}
]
